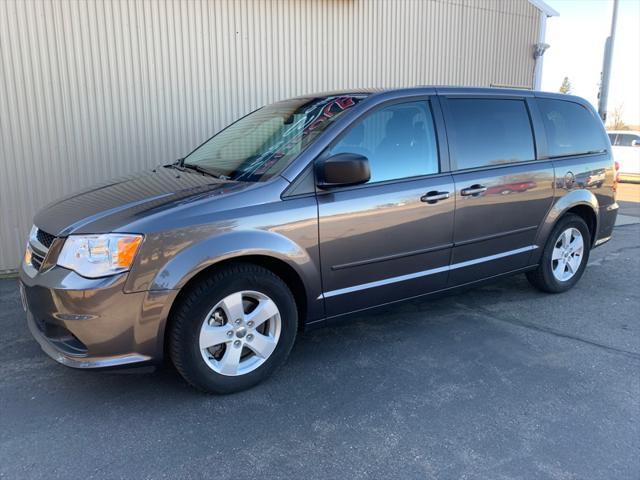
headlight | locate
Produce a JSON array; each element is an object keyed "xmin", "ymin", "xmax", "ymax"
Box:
[
  {"xmin": 24, "ymin": 226, "xmax": 37, "ymax": 265},
  {"xmin": 57, "ymin": 234, "xmax": 143, "ymax": 278}
]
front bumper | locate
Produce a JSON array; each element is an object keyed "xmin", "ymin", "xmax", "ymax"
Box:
[{"xmin": 19, "ymin": 263, "xmax": 178, "ymax": 369}]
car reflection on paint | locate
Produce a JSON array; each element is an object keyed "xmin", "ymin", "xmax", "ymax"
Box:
[
  {"xmin": 486, "ymin": 181, "xmax": 537, "ymax": 195},
  {"xmin": 576, "ymin": 169, "xmax": 606, "ymax": 189}
]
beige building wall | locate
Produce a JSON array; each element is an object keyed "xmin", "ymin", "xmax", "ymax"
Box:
[{"xmin": 0, "ymin": 0, "xmax": 541, "ymax": 271}]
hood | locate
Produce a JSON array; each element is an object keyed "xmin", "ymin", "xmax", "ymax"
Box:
[{"xmin": 33, "ymin": 167, "xmax": 254, "ymax": 236}]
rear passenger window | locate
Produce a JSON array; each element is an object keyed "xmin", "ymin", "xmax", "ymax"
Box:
[
  {"xmin": 537, "ymin": 99, "xmax": 607, "ymax": 157},
  {"xmin": 447, "ymin": 99, "xmax": 535, "ymax": 170},
  {"xmin": 328, "ymin": 101, "xmax": 438, "ymax": 183},
  {"xmin": 617, "ymin": 134, "xmax": 640, "ymax": 146}
]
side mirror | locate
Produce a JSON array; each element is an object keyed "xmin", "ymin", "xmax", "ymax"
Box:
[
  {"xmin": 632, "ymin": 139, "xmax": 640, "ymax": 147},
  {"xmin": 316, "ymin": 153, "xmax": 371, "ymax": 188}
]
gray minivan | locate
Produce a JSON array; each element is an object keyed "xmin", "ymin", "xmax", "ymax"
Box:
[{"xmin": 20, "ymin": 87, "xmax": 618, "ymax": 393}]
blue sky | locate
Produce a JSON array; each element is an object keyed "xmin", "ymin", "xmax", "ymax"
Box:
[{"xmin": 541, "ymin": 0, "xmax": 640, "ymax": 125}]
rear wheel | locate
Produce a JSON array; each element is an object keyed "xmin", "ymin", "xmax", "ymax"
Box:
[
  {"xmin": 169, "ymin": 263, "xmax": 297, "ymax": 393},
  {"xmin": 526, "ymin": 213, "xmax": 591, "ymax": 293}
]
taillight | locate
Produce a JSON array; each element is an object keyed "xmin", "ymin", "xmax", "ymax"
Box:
[{"xmin": 614, "ymin": 160, "xmax": 620, "ymax": 192}]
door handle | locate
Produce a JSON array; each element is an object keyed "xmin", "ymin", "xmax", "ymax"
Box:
[
  {"xmin": 460, "ymin": 184, "xmax": 487, "ymax": 196},
  {"xmin": 420, "ymin": 191, "xmax": 450, "ymax": 204}
]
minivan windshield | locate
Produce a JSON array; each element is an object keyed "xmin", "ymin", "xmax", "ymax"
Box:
[{"xmin": 182, "ymin": 95, "xmax": 366, "ymax": 181}]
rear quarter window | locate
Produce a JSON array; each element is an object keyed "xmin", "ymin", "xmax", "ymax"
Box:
[
  {"xmin": 617, "ymin": 134, "xmax": 640, "ymax": 146},
  {"xmin": 446, "ymin": 98, "xmax": 535, "ymax": 170},
  {"xmin": 537, "ymin": 98, "xmax": 607, "ymax": 157}
]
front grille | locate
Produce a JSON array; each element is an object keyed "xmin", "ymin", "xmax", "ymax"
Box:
[
  {"xmin": 28, "ymin": 226, "xmax": 56, "ymax": 272},
  {"xmin": 36, "ymin": 229, "xmax": 55, "ymax": 249},
  {"xmin": 31, "ymin": 250, "xmax": 45, "ymax": 270}
]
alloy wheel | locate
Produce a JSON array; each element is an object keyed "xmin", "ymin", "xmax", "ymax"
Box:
[
  {"xmin": 551, "ymin": 227, "xmax": 584, "ymax": 282},
  {"xmin": 199, "ymin": 290, "xmax": 281, "ymax": 376}
]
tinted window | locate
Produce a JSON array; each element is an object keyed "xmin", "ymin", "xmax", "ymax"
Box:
[
  {"xmin": 447, "ymin": 99, "xmax": 535, "ymax": 170},
  {"xmin": 608, "ymin": 133, "xmax": 618, "ymax": 145},
  {"xmin": 537, "ymin": 99, "xmax": 607, "ymax": 157},
  {"xmin": 617, "ymin": 134, "xmax": 640, "ymax": 146},
  {"xmin": 328, "ymin": 101, "xmax": 438, "ymax": 183}
]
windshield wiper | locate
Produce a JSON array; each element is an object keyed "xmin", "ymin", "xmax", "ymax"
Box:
[
  {"xmin": 182, "ymin": 163, "xmax": 229, "ymax": 180},
  {"xmin": 165, "ymin": 158, "xmax": 185, "ymax": 170}
]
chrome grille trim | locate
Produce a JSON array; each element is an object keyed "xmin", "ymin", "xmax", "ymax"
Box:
[
  {"xmin": 28, "ymin": 226, "xmax": 56, "ymax": 272},
  {"xmin": 30, "ymin": 251, "xmax": 45, "ymax": 270}
]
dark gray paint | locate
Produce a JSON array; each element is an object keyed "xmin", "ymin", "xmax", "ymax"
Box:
[
  {"xmin": 317, "ymin": 173, "xmax": 455, "ymax": 315},
  {"xmin": 19, "ymin": 87, "xmax": 619, "ymax": 369},
  {"xmin": 448, "ymin": 161, "xmax": 555, "ymax": 284}
]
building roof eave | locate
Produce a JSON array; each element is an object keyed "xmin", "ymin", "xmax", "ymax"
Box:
[{"xmin": 528, "ymin": 0, "xmax": 560, "ymax": 17}]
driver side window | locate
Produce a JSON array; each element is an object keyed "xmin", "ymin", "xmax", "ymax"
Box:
[{"xmin": 328, "ymin": 100, "xmax": 439, "ymax": 183}]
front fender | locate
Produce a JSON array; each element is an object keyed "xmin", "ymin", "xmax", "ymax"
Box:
[
  {"xmin": 151, "ymin": 229, "xmax": 317, "ymax": 291},
  {"xmin": 125, "ymin": 226, "xmax": 322, "ymax": 319},
  {"xmin": 533, "ymin": 188, "xmax": 599, "ymax": 262}
]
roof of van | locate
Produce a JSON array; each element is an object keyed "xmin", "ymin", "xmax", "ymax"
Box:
[{"xmin": 292, "ymin": 86, "xmax": 588, "ymax": 103}]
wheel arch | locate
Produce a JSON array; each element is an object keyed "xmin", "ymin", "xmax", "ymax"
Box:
[
  {"xmin": 160, "ymin": 248, "xmax": 314, "ymax": 360},
  {"xmin": 159, "ymin": 253, "xmax": 314, "ymax": 363},
  {"xmin": 177, "ymin": 253, "xmax": 307, "ymax": 319},
  {"xmin": 564, "ymin": 204, "xmax": 597, "ymax": 243},
  {"xmin": 146, "ymin": 228, "xmax": 320, "ymax": 296},
  {"xmin": 534, "ymin": 189, "xmax": 599, "ymax": 264},
  {"xmin": 141, "ymin": 229, "xmax": 323, "ymax": 362}
]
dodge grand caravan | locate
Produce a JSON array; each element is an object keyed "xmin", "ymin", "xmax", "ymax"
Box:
[{"xmin": 20, "ymin": 87, "xmax": 618, "ymax": 393}]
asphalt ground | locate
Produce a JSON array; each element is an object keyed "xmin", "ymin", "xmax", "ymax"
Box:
[{"xmin": 1, "ymin": 185, "xmax": 639, "ymax": 479}]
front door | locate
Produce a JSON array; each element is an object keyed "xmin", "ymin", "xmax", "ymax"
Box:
[
  {"xmin": 316, "ymin": 99, "xmax": 455, "ymax": 317},
  {"xmin": 440, "ymin": 96, "xmax": 554, "ymax": 285}
]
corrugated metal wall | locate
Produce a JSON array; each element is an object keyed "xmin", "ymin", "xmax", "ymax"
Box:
[{"xmin": 0, "ymin": 0, "xmax": 539, "ymax": 271}]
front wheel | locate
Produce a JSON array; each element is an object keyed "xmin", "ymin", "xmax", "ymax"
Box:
[
  {"xmin": 526, "ymin": 213, "xmax": 591, "ymax": 293},
  {"xmin": 169, "ymin": 263, "xmax": 298, "ymax": 393}
]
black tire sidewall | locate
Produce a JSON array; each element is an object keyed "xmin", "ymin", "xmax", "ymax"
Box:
[
  {"xmin": 172, "ymin": 266, "xmax": 297, "ymax": 394},
  {"xmin": 538, "ymin": 215, "xmax": 591, "ymax": 293}
]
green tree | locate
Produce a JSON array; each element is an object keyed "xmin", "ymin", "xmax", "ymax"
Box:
[{"xmin": 559, "ymin": 77, "xmax": 572, "ymax": 94}]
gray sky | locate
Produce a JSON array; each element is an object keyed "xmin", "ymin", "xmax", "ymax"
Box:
[{"xmin": 542, "ymin": 0, "xmax": 640, "ymax": 125}]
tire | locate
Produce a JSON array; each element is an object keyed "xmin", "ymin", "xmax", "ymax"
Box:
[
  {"xmin": 526, "ymin": 213, "xmax": 591, "ymax": 293},
  {"xmin": 169, "ymin": 263, "xmax": 298, "ymax": 394}
]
